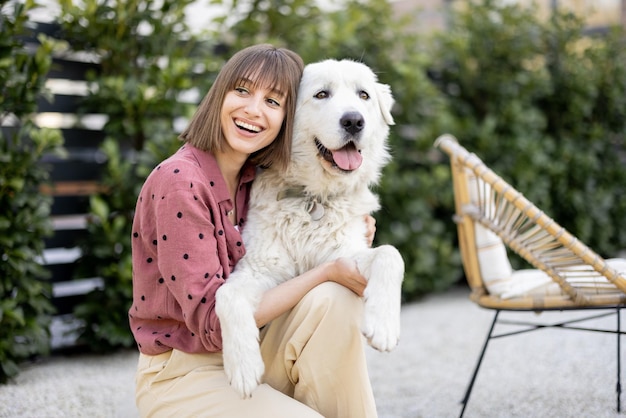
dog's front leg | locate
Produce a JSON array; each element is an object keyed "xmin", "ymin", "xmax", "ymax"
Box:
[
  {"xmin": 356, "ymin": 245, "xmax": 405, "ymax": 352},
  {"xmin": 215, "ymin": 267, "xmax": 265, "ymax": 398}
]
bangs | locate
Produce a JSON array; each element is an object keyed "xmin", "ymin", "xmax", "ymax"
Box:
[
  {"xmin": 229, "ymin": 55, "xmax": 290, "ymax": 97},
  {"xmin": 179, "ymin": 44, "xmax": 303, "ymax": 159}
]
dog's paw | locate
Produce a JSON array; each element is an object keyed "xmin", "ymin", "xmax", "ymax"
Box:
[
  {"xmin": 361, "ymin": 302, "xmax": 400, "ymax": 352},
  {"xmin": 358, "ymin": 245, "xmax": 404, "ymax": 351},
  {"xmin": 223, "ymin": 347, "xmax": 265, "ymax": 399}
]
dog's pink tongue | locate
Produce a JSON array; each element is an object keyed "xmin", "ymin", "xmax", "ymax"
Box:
[{"xmin": 332, "ymin": 146, "xmax": 362, "ymax": 170}]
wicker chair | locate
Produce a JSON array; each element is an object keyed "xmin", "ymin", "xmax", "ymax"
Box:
[{"xmin": 434, "ymin": 134, "xmax": 626, "ymax": 417}]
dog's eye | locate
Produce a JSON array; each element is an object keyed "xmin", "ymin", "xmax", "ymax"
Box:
[
  {"xmin": 359, "ymin": 90, "xmax": 370, "ymax": 100},
  {"xmin": 314, "ymin": 90, "xmax": 329, "ymax": 99}
]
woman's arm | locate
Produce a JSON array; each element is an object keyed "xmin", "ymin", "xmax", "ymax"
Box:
[
  {"xmin": 254, "ymin": 214, "xmax": 377, "ymax": 327},
  {"xmin": 254, "ymin": 258, "xmax": 367, "ymax": 328}
]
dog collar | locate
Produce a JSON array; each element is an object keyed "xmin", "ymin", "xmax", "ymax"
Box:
[
  {"xmin": 276, "ymin": 186, "xmax": 325, "ymax": 221},
  {"xmin": 276, "ymin": 186, "xmax": 307, "ymax": 201}
]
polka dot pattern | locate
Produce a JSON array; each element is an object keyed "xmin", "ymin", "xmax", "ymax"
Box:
[{"xmin": 128, "ymin": 144, "xmax": 256, "ymax": 354}]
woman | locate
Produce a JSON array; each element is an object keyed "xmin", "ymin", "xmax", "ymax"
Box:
[{"xmin": 129, "ymin": 44, "xmax": 378, "ymax": 417}]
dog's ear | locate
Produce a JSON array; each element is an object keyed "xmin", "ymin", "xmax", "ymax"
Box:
[{"xmin": 375, "ymin": 83, "xmax": 395, "ymax": 126}]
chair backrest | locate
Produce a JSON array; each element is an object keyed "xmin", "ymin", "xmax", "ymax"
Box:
[{"xmin": 435, "ymin": 134, "xmax": 626, "ymax": 308}]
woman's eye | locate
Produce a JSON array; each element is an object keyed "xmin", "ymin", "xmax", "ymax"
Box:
[
  {"xmin": 267, "ymin": 98, "xmax": 281, "ymax": 106},
  {"xmin": 359, "ymin": 90, "xmax": 370, "ymax": 100},
  {"xmin": 314, "ymin": 90, "xmax": 329, "ymax": 99},
  {"xmin": 235, "ymin": 86, "xmax": 249, "ymax": 94}
]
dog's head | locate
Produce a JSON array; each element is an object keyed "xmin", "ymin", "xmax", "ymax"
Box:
[{"xmin": 287, "ymin": 59, "xmax": 395, "ymax": 195}]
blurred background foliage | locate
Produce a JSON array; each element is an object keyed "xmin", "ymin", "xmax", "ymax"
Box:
[
  {"xmin": 0, "ymin": 0, "xmax": 65, "ymax": 382},
  {"xmin": 55, "ymin": 0, "xmax": 204, "ymax": 351},
  {"xmin": 430, "ymin": 0, "xmax": 626, "ymax": 264},
  {"xmin": 2, "ymin": 0, "xmax": 625, "ymax": 355}
]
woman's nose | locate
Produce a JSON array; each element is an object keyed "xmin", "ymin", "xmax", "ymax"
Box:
[{"xmin": 244, "ymin": 94, "xmax": 263, "ymax": 115}]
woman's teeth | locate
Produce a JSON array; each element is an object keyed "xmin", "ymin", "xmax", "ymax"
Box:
[{"xmin": 236, "ymin": 120, "xmax": 261, "ymax": 133}]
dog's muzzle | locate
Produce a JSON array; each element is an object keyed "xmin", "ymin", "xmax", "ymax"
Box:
[
  {"xmin": 313, "ymin": 111, "xmax": 365, "ymax": 172},
  {"xmin": 315, "ymin": 139, "xmax": 363, "ymax": 172}
]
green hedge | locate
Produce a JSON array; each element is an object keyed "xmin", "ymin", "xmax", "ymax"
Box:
[
  {"xmin": 56, "ymin": 0, "xmax": 203, "ymax": 351},
  {"xmin": 0, "ymin": 0, "xmax": 64, "ymax": 383},
  {"xmin": 430, "ymin": 1, "xmax": 626, "ymax": 262}
]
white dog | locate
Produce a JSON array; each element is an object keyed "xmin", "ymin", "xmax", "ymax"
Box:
[{"xmin": 215, "ymin": 59, "xmax": 405, "ymax": 398}]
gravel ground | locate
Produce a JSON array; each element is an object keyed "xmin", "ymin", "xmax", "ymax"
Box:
[{"xmin": 1, "ymin": 286, "xmax": 624, "ymax": 417}]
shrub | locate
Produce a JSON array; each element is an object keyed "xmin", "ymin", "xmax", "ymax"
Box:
[
  {"xmin": 0, "ymin": 0, "xmax": 64, "ymax": 382},
  {"xmin": 431, "ymin": 0, "xmax": 626, "ymax": 263},
  {"xmin": 56, "ymin": 0, "xmax": 201, "ymax": 351}
]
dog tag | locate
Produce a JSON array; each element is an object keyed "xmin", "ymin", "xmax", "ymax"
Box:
[{"xmin": 306, "ymin": 200, "xmax": 325, "ymax": 221}]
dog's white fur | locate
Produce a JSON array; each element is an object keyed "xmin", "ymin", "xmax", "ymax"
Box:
[{"xmin": 215, "ymin": 59, "xmax": 405, "ymax": 398}]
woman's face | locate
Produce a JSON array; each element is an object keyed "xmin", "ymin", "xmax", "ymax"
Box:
[{"xmin": 220, "ymin": 76, "xmax": 286, "ymax": 159}]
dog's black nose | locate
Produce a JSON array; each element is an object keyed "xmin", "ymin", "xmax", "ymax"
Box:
[{"xmin": 340, "ymin": 112, "xmax": 364, "ymax": 135}]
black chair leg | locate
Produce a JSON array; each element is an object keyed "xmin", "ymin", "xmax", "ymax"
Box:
[
  {"xmin": 459, "ymin": 310, "xmax": 500, "ymax": 418},
  {"xmin": 617, "ymin": 307, "xmax": 622, "ymax": 413}
]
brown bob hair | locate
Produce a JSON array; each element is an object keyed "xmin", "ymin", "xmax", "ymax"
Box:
[{"xmin": 179, "ymin": 44, "xmax": 304, "ymax": 171}]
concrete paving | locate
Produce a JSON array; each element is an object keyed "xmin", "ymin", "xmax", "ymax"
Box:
[{"xmin": 0, "ymin": 286, "xmax": 624, "ymax": 417}]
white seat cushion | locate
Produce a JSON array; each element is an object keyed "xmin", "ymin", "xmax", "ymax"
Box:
[{"xmin": 498, "ymin": 258, "xmax": 626, "ymax": 299}]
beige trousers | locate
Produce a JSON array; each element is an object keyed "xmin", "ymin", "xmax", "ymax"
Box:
[{"xmin": 135, "ymin": 282, "xmax": 377, "ymax": 418}]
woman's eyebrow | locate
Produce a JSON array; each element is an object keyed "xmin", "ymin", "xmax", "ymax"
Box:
[
  {"xmin": 269, "ymin": 87, "xmax": 286, "ymax": 98},
  {"xmin": 237, "ymin": 76, "xmax": 286, "ymax": 98},
  {"xmin": 235, "ymin": 77, "xmax": 253, "ymax": 87}
]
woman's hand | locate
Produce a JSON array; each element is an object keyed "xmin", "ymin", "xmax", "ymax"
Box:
[
  {"xmin": 327, "ymin": 258, "xmax": 367, "ymax": 297},
  {"xmin": 364, "ymin": 215, "xmax": 376, "ymax": 247},
  {"xmin": 326, "ymin": 216, "xmax": 376, "ymax": 296}
]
